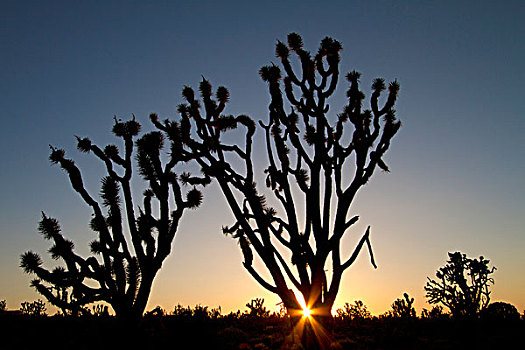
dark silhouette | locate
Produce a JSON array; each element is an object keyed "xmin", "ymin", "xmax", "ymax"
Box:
[
  {"xmin": 420, "ymin": 305, "xmax": 448, "ymax": 319},
  {"xmin": 245, "ymin": 298, "xmax": 270, "ymax": 318},
  {"xmin": 336, "ymin": 300, "xmax": 372, "ymax": 321},
  {"xmin": 161, "ymin": 32, "xmax": 400, "ymax": 332},
  {"xmin": 390, "ymin": 293, "xmax": 416, "ymax": 319},
  {"xmin": 19, "ymin": 299, "xmax": 47, "ymax": 317},
  {"xmin": 425, "ymin": 252, "xmax": 496, "ymax": 319},
  {"xmin": 1, "ymin": 298, "xmax": 523, "ymax": 349},
  {"xmin": 145, "ymin": 305, "xmax": 166, "ymax": 318},
  {"xmin": 20, "ymin": 117, "xmax": 208, "ymax": 320},
  {"xmin": 481, "ymin": 301, "xmax": 520, "ymax": 321},
  {"xmin": 90, "ymin": 304, "xmax": 110, "ymax": 318}
]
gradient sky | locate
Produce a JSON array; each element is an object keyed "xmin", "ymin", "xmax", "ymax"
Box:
[{"xmin": 1, "ymin": 0, "xmax": 524, "ymax": 316}]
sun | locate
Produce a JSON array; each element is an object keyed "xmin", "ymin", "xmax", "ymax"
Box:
[{"xmin": 302, "ymin": 307, "xmax": 312, "ymax": 318}]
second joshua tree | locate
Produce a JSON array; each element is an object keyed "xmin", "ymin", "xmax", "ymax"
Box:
[{"xmin": 21, "ymin": 117, "xmax": 207, "ymax": 319}]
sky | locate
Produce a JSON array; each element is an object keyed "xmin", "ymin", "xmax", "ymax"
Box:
[{"xmin": 1, "ymin": 0, "xmax": 524, "ymax": 316}]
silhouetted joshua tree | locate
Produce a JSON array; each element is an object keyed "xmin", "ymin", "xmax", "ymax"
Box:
[
  {"xmin": 156, "ymin": 32, "xmax": 401, "ymax": 327},
  {"xmin": 20, "ymin": 117, "xmax": 207, "ymax": 319},
  {"xmin": 425, "ymin": 252, "xmax": 496, "ymax": 319}
]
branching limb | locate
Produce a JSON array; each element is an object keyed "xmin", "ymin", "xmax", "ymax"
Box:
[
  {"xmin": 242, "ymin": 263, "xmax": 279, "ymax": 294},
  {"xmin": 341, "ymin": 226, "xmax": 377, "ymax": 271}
]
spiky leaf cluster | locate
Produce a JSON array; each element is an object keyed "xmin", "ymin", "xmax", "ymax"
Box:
[
  {"xmin": 38, "ymin": 213, "xmax": 61, "ymax": 240},
  {"xmin": 89, "ymin": 240, "xmax": 103, "ymax": 255},
  {"xmin": 100, "ymin": 176, "xmax": 121, "ymax": 207},
  {"xmin": 136, "ymin": 132, "xmax": 164, "ymax": 181},
  {"xmin": 20, "ymin": 251, "xmax": 42, "ymax": 274},
  {"xmin": 112, "ymin": 117, "xmax": 141, "ymax": 137},
  {"xmin": 185, "ymin": 188, "xmax": 203, "ymax": 209},
  {"xmin": 259, "ymin": 65, "xmax": 281, "ymax": 83},
  {"xmin": 48, "ymin": 147, "xmax": 65, "ymax": 164},
  {"xmin": 104, "ymin": 144, "xmax": 120, "ymax": 159},
  {"xmin": 48, "ymin": 239, "xmax": 74, "ymax": 260},
  {"xmin": 76, "ymin": 137, "xmax": 92, "ymax": 153}
]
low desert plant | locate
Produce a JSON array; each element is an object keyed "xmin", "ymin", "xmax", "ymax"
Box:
[
  {"xmin": 421, "ymin": 305, "xmax": 449, "ymax": 319},
  {"xmin": 336, "ymin": 300, "xmax": 372, "ymax": 321},
  {"xmin": 20, "ymin": 299, "xmax": 47, "ymax": 317},
  {"xmin": 390, "ymin": 293, "xmax": 416, "ymax": 319}
]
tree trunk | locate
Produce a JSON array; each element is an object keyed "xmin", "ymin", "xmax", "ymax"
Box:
[{"xmin": 132, "ymin": 272, "xmax": 155, "ymax": 319}]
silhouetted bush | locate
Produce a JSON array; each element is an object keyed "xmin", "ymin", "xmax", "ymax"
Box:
[
  {"xmin": 390, "ymin": 293, "xmax": 416, "ymax": 319},
  {"xmin": 90, "ymin": 304, "xmax": 110, "ymax": 318},
  {"xmin": 245, "ymin": 298, "xmax": 270, "ymax": 319},
  {"xmin": 0, "ymin": 307, "xmax": 523, "ymax": 349},
  {"xmin": 421, "ymin": 305, "xmax": 449, "ymax": 320},
  {"xmin": 481, "ymin": 302, "xmax": 520, "ymax": 321},
  {"xmin": 145, "ymin": 306, "xmax": 165, "ymax": 318},
  {"xmin": 20, "ymin": 299, "xmax": 47, "ymax": 317},
  {"xmin": 336, "ymin": 300, "xmax": 372, "ymax": 321},
  {"xmin": 171, "ymin": 304, "xmax": 222, "ymax": 320}
]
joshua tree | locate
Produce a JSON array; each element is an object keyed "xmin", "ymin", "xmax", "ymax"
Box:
[
  {"xmin": 425, "ymin": 252, "xmax": 496, "ymax": 318},
  {"xmin": 157, "ymin": 32, "xmax": 401, "ymax": 326},
  {"xmin": 20, "ymin": 117, "xmax": 207, "ymax": 319}
]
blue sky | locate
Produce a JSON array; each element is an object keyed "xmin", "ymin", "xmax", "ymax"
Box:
[{"xmin": 1, "ymin": 0, "xmax": 523, "ymax": 315}]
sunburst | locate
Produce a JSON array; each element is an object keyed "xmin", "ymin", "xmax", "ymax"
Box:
[{"xmin": 302, "ymin": 307, "xmax": 312, "ymax": 318}]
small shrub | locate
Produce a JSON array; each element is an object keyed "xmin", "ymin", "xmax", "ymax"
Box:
[
  {"xmin": 390, "ymin": 293, "xmax": 416, "ymax": 319},
  {"xmin": 245, "ymin": 298, "xmax": 270, "ymax": 319},
  {"xmin": 193, "ymin": 304, "xmax": 211, "ymax": 320},
  {"xmin": 172, "ymin": 304, "xmax": 193, "ymax": 318},
  {"xmin": 421, "ymin": 305, "xmax": 448, "ymax": 319},
  {"xmin": 481, "ymin": 302, "xmax": 520, "ymax": 321},
  {"xmin": 20, "ymin": 299, "xmax": 47, "ymax": 316},
  {"xmin": 336, "ymin": 300, "xmax": 372, "ymax": 321},
  {"xmin": 145, "ymin": 305, "xmax": 165, "ymax": 317},
  {"xmin": 92, "ymin": 304, "xmax": 110, "ymax": 317}
]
